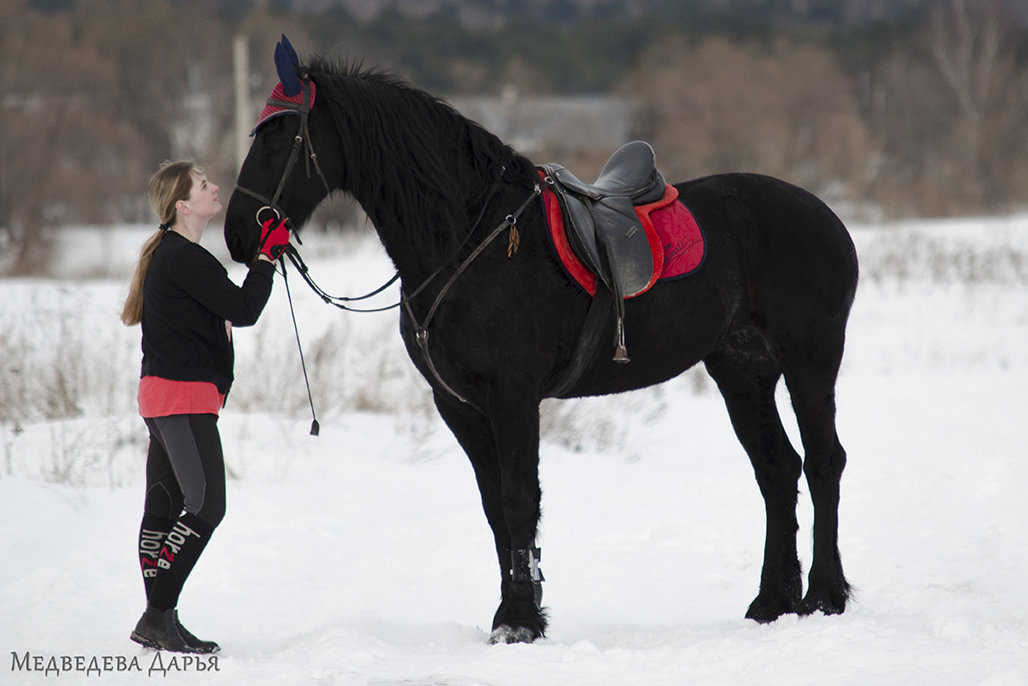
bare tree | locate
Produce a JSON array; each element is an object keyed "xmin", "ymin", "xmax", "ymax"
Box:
[
  {"xmin": 619, "ymin": 35, "xmax": 874, "ymax": 208},
  {"xmin": 938, "ymin": 0, "xmax": 1028, "ymax": 209},
  {"xmin": 0, "ymin": 1, "xmax": 244, "ymax": 274},
  {"xmin": 0, "ymin": 2, "xmax": 142, "ymax": 274},
  {"xmin": 71, "ymin": 0, "xmax": 236, "ymax": 185},
  {"xmin": 876, "ymin": 0, "xmax": 1028, "ymax": 214}
]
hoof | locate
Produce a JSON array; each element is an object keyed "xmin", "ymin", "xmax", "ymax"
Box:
[
  {"xmin": 798, "ymin": 584, "xmax": 850, "ymax": 617},
  {"xmin": 745, "ymin": 594, "xmax": 798, "ymax": 624},
  {"xmin": 489, "ymin": 625, "xmax": 539, "ymax": 645}
]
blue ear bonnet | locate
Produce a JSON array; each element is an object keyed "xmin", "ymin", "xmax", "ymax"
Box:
[
  {"xmin": 274, "ymin": 34, "xmax": 302, "ymax": 97},
  {"xmin": 253, "ymin": 35, "xmax": 315, "ymax": 135}
]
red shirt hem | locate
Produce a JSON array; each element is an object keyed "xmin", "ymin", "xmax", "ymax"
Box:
[{"xmin": 138, "ymin": 376, "xmax": 225, "ymax": 418}]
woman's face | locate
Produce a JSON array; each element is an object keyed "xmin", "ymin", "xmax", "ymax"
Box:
[{"xmin": 182, "ymin": 170, "xmax": 222, "ymax": 221}]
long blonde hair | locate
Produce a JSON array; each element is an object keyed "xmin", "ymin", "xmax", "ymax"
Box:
[{"xmin": 120, "ymin": 160, "xmax": 197, "ymax": 326}]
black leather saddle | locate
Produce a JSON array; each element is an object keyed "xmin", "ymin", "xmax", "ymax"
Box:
[
  {"xmin": 541, "ymin": 140, "xmax": 667, "ymax": 300},
  {"xmin": 541, "ymin": 140, "xmax": 668, "ymax": 364}
]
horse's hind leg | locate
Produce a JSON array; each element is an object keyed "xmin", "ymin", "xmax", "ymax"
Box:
[
  {"xmin": 783, "ymin": 331, "xmax": 851, "ymax": 616},
  {"xmin": 705, "ymin": 329, "xmax": 804, "ymax": 622}
]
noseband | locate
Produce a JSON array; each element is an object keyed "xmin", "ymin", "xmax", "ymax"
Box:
[{"xmin": 234, "ymin": 78, "xmax": 332, "ymax": 231}]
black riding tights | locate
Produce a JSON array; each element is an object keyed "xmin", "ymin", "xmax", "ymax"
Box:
[
  {"xmin": 139, "ymin": 414, "xmax": 226, "ymax": 610},
  {"xmin": 143, "ymin": 414, "xmax": 226, "ymax": 528}
]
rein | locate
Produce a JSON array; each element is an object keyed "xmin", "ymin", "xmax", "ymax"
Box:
[
  {"xmin": 283, "ymin": 248, "xmax": 401, "ymax": 313},
  {"xmin": 279, "ymin": 182, "xmax": 538, "ymax": 418}
]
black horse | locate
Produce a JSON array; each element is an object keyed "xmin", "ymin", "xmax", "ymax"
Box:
[{"xmin": 226, "ymin": 39, "xmax": 858, "ymax": 644}]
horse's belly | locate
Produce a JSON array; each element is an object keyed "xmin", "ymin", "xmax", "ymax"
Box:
[{"xmin": 558, "ymin": 281, "xmax": 731, "ymax": 398}]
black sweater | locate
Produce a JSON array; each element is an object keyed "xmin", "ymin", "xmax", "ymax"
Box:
[{"xmin": 140, "ymin": 231, "xmax": 275, "ymax": 395}]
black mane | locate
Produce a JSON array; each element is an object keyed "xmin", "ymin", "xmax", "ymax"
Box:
[{"xmin": 304, "ymin": 57, "xmax": 534, "ymax": 264}]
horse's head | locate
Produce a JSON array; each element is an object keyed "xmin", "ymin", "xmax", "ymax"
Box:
[{"xmin": 225, "ymin": 35, "xmax": 338, "ymax": 263}]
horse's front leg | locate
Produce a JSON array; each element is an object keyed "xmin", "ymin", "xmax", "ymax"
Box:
[
  {"xmin": 486, "ymin": 388, "xmax": 547, "ymax": 644},
  {"xmin": 432, "ymin": 389, "xmax": 547, "ymax": 643}
]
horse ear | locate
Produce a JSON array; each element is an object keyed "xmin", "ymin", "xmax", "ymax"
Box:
[
  {"xmin": 280, "ymin": 34, "xmax": 299, "ymax": 68},
  {"xmin": 274, "ymin": 37, "xmax": 302, "ymax": 97}
]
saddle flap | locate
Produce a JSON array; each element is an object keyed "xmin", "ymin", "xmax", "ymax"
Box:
[
  {"xmin": 592, "ymin": 195, "xmax": 661, "ymax": 297},
  {"xmin": 562, "ymin": 195, "xmax": 604, "ymax": 279}
]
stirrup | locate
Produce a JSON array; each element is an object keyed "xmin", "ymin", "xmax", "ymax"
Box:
[{"xmin": 613, "ymin": 316, "xmax": 630, "ymax": 363}]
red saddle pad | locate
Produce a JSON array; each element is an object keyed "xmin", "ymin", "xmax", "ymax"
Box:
[{"xmin": 543, "ymin": 183, "xmax": 705, "ymax": 297}]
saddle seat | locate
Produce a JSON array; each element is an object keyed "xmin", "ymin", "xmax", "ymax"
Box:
[{"xmin": 547, "ymin": 139, "xmax": 667, "ymax": 205}]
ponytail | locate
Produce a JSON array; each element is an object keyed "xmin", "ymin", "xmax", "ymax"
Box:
[
  {"xmin": 120, "ymin": 229, "xmax": 165, "ymax": 326},
  {"xmin": 120, "ymin": 160, "xmax": 196, "ymax": 326}
]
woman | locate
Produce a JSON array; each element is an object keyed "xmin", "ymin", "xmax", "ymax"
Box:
[{"xmin": 121, "ymin": 160, "xmax": 290, "ymax": 653}]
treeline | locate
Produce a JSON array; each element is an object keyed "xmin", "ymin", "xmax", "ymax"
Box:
[{"xmin": 3, "ymin": 0, "xmax": 1027, "ymax": 273}]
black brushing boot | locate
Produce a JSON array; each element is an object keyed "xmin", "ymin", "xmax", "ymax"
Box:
[{"xmin": 130, "ymin": 607, "xmax": 200, "ymax": 653}]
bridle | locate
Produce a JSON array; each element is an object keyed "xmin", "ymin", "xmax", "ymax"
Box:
[
  {"xmin": 233, "ymin": 75, "xmax": 542, "ymax": 413},
  {"xmin": 233, "ymin": 78, "xmax": 400, "ymax": 313},
  {"xmin": 234, "ymin": 79, "xmax": 331, "ymax": 231}
]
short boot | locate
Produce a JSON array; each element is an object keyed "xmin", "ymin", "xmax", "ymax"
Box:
[
  {"xmin": 130, "ymin": 607, "xmax": 201, "ymax": 653},
  {"xmin": 175, "ymin": 611, "xmax": 220, "ymax": 653}
]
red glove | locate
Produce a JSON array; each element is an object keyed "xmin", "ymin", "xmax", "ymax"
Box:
[{"xmin": 258, "ymin": 218, "xmax": 290, "ymax": 260}]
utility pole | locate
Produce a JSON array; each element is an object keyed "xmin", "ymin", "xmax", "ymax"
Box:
[{"xmin": 233, "ymin": 34, "xmax": 250, "ymax": 170}]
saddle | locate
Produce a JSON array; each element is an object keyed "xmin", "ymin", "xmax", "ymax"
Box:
[{"xmin": 541, "ymin": 140, "xmax": 668, "ymax": 363}]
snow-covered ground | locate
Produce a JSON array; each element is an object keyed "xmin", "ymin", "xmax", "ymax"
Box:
[{"xmin": 2, "ymin": 215, "xmax": 1027, "ymax": 685}]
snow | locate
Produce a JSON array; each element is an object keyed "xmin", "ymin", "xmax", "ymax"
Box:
[{"xmin": 2, "ymin": 216, "xmax": 1028, "ymax": 685}]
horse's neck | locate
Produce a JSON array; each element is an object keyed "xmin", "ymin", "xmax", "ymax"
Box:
[
  {"xmin": 327, "ymin": 94, "xmax": 510, "ymax": 282},
  {"xmin": 364, "ymin": 212, "xmax": 430, "ymax": 280},
  {"xmin": 354, "ymin": 173, "xmax": 493, "ymax": 286}
]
